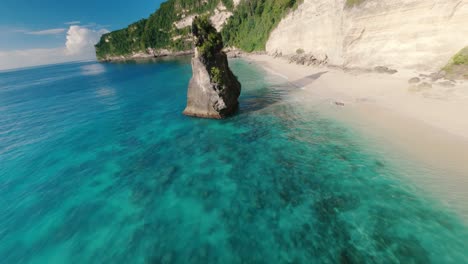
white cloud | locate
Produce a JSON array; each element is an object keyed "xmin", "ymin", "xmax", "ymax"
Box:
[
  {"xmin": 0, "ymin": 26, "xmax": 109, "ymax": 71},
  {"xmin": 66, "ymin": 26, "xmax": 109, "ymax": 56},
  {"xmin": 65, "ymin": 21, "xmax": 81, "ymax": 25},
  {"xmin": 26, "ymin": 28, "xmax": 67, "ymax": 35},
  {"xmin": 9, "ymin": 28, "xmax": 66, "ymax": 35}
]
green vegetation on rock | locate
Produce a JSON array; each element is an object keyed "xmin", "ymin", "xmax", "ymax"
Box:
[
  {"xmin": 192, "ymin": 16, "xmax": 225, "ymax": 84},
  {"xmin": 221, "ymin": 0, "xmax": 301, "ymax": 51},
  {"xmin": 221, "ymin": 0, "xmax": 234, "ymax": 10},
  {"xmin": 443, "ymin": 47, "xmax": 468, "ymax": 79},
  {"xmin": 193, "ymin": 16, "xmax": 223, "ymax": 60},
  {"xmin": 345, "ymin": 0, "xmax": 365, "ymax": 8},
  {"xmin": 95, "ymin": 0, "xmax": 228, "ymax": 60},
  {"xmin": 210, "ymin": 66, "xmax": 223, "ymax": 84},
  {"xmin": 95, "ymin": 0, "xmax": 302, "ymax": 59},
  {"xmin": 95, "ymin": 19, "xmax": 147, "ymax": 58},
  {"xmin": 451, "ymin": 47, "xmax": 468, "ymax": 65}
]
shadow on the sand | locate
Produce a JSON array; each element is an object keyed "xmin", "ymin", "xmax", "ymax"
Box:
[
  {"xmin": 240, "ymin": 84, "xmax": 288, "ymax": 113},
  {"xmin": 291, "ymin": 71, "xmax": 328, "ymax": 88},
  {"xmin": 238, "ymin": 71, "xmax": 328, "ymax": 114}
]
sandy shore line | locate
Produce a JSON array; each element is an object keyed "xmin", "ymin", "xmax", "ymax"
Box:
[{"xmin": 244, "ymin": 54, "xmax": 468, "ymax": 219}]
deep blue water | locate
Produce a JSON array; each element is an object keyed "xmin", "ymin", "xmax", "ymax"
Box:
[{"xmin": 0, "ymin": 58, "xmax": 467, "ymax": 263}]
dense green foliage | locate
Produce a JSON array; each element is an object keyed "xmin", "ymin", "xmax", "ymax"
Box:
[
  {"xmin": 95, "ymin": 0, "xmax": 226, "ymax": 59},
  {"xmin": 221, "ymin": 0, "xmax": 301, "ymax": 51},
  {"xmin": 452, "ymin": 47, "xmax": 468, "ymax": 65},
  {"xmin": 221, "ymin": 0, "xmax": 234, "ymax": 10},
  {"xmin": 193, "ymin": 16, "xmax": 225, "ymax": 84},
  {"xmin": 210, "ymin": 66, "xmax": 223, "ymax": 84},
  {"xmin": 95, "ymin": 0, "xmax": 302, "ymax": 58},
  {"xmin": 95, "ymin": 19, "xmax": 147, "ymax": 57},
  {"xmin": 193, "ymin": 16, "xmax": 223, "ymax": 60}
]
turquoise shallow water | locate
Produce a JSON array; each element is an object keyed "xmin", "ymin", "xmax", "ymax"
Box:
[{"xmin": 0, "ymin": 58, "xmax": 467, "ymax": 263}]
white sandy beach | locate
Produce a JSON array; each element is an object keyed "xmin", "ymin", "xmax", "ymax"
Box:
[{"xmin": 245, "ymin": 54, "xmax": 468, "ymax": 219}]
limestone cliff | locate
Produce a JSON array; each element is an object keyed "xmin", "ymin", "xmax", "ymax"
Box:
[
  {"xmin": 183, "ymin": 17, "xmax": 241, "ymax": 119},
  {"xmin": 266, "ymin": 0, "xmax": 468, "ymax": 71}
]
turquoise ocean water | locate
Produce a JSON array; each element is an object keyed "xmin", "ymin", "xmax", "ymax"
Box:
[{"xmin": 0, "ymin": 58, "xmax": 467, "ymax": 263}]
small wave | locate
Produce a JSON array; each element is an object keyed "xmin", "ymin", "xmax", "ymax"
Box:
[
  {"xmin": 81, "ymin": 64, "xmax": 105, "ymax": 76},
  {"xmin": 95, "ymin": 87, "xmax": 116, "ymax": 98},
  {"xmin": 95, "ymin": 87, "xmax": 120, "ymax": 110},
  {"xmin": 0, "ymin": 75, "xmax": 76, "ymax": 92},
  {"xmin": 261, "ymin": 65, "xmax": 289, "ymax": 81}
]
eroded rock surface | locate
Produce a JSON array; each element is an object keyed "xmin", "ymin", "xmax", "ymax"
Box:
[
  {"xmin": 183, "ymin": 16, "xmax": 241, "ymax": 119},
  {"xmin": 266, "ymin": 0, "xmax": 468, "ymax": 71}
]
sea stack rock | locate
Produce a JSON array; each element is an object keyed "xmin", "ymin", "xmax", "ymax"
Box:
[{"xmin": 183, "ymin": 16, "xmax": 241, "ymax": 119}]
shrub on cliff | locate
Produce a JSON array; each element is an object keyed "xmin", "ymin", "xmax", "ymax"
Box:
[
  {"xmin": 452, "ymin": 47, "xmax": 468, "ymax": 65},
  {"xmin": 443, "ymin": 47, "xmax": 468, "ymax": 79},
  {"xmin": 346, "ymin": 0, "xmax": 365, "ymax": 8},
  {"xmin": 210, "ymin": 67, "xmax": 223, "ymax": 84},
  {"xmin": 193, "ymin": 16, "xmax": 223, "ymax": 60},
  {"xmin": 192, "ymin": 16, "xmax": 226, "ymax": 85},
  {"xmin": 221, "ymin": 0, "xmax": 301, "ymax": 51}
]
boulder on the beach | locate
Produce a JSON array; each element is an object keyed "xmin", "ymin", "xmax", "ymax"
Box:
[
  {"xmin": 374, "ymin": 66, "xmax": 398, "ymax": 74},
  {"xmin": 418, "ymin": 82, "xmax": 433, "ymax": 89},
  {"xmin": 437, "ymin": 80, "xmax": 456, "ymax": 87},
  {"xmin": 183, "ymin": 16, "xmax": 241, "ymax": 119},
  {"xmin": 429, "ymin": 72, "xmax": 444, "ymax": 82},
  {"xmin": 408, "ymin": 82, "xmax": 433, "ymax": 92},
  {"xmin": 408, "ymin": 77, "xmax": 421, "ymax": 84}
]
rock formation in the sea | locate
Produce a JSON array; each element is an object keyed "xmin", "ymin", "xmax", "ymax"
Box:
[{"xmin": 183, "ymin": 16, "xmax": 241, "ymax": 119}]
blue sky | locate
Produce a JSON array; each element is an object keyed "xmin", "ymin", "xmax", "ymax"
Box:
[{"xmin": 0, "ymin": 0, "xmax": 165, "ymax": 70}]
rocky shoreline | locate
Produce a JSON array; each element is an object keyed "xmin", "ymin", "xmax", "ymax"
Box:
[
  {"xmin": 97, "ymin": 47, "xmax": 255, "ymax": 63},
  {"xmin": 263, "ymin": 51, "xmax": 467, "ymax": 82},
  {"xmin": 97, "ymin": 50, "xmax": 194, "ymax": 62},
  {"xmin": 97, "ymin": 47, "xmax": 466, "ymax": 82}
]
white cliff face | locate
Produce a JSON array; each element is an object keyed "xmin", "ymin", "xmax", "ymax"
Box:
[
  {"xmin": 174, "ymin": 2, "xmax": 234, "ymax": 32},
  {"xmin": 174, "ymin": 15, "xmax": 197, "ymax": 29},
  {"xmin": 267, "ymin": 0, "xmax": 468, "ymax": 71},
  {"xmin": 210, "ymin": 2, "xmax": 233, "ymax": 31}
]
